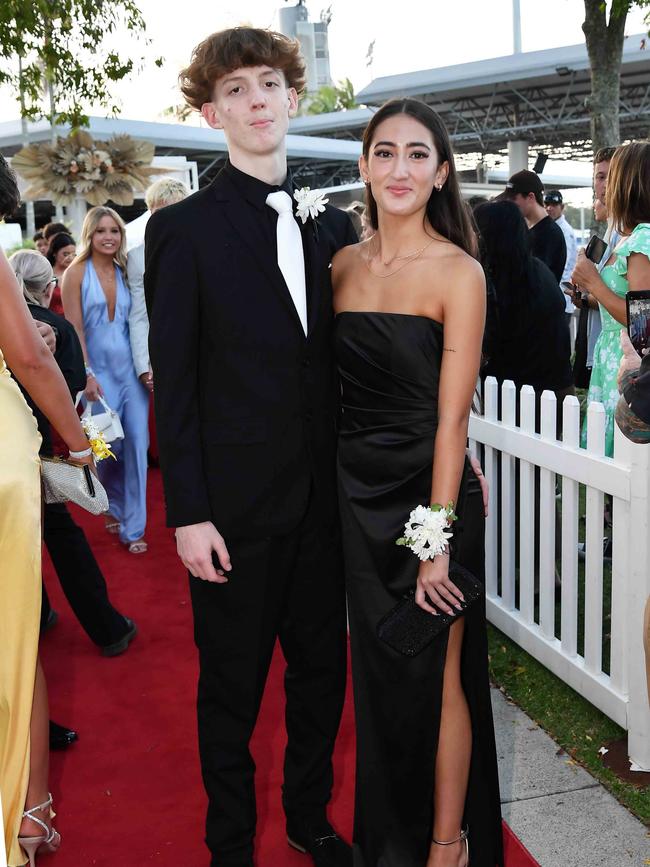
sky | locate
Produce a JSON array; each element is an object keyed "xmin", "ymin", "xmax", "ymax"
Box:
[
  {"xmin": 2, "ymin": 0, "xmax": 646, "ymax": 124},
  {"xmin": 1, "ymin": 0, "xmax": 648, "ymax": 208}
]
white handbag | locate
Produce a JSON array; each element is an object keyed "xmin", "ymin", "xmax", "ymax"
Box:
[{"xmin": 77, "ymin": 394, "xmax": 125, "ymax": 444}]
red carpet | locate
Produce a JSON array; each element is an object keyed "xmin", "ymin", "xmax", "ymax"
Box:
[{"xmin": 40, "ymin": 469, "xmax": 537, "ymax": 867}]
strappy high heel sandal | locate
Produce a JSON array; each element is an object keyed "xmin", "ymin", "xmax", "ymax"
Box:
[
  {"xmin": 432, "ymin": 826, "xmax": 469, "ymax": 867},
  {"xmin": 18, "ymin": 794, "xmax": 61, "ymax": 867}
]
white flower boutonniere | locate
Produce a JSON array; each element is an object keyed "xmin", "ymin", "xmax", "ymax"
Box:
[
  {"xmin": 396, "ymin": 502, "xmax": 457, "ymax": 561},
  {"xmin": 293, "ymin": 187, "xmax": 329, "ymax": 225}
]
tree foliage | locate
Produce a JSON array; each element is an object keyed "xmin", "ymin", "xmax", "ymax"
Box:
[
  {"xmin": 582, "ymin": 0, "xmax": 650, "ymax": 151},
  {"xmin": 0, "ymin": 0, "xmax": 162, "ymax": 128},
  {"xmin": 305, "ymin": 78, "xmax": 357, "ymax": 116}
]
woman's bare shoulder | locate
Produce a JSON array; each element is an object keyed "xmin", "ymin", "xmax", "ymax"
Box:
[
  {"xmin": 64, "ymin": 260, "xmax": 86, "ymax": 279},
  {"xmin": 332, "ymin": 240, "xmax": 370, "ymax": 288},
  {"xmin": 429, "ymin": 243, "xmax": 484, "ymax": 288},
  {"xmin": 332, "ymin": 239, "xmax": 367, "ymax": 268},
  {"xmin": 61, "ymin": 260, "xmax": 86, "ymax": 290}
]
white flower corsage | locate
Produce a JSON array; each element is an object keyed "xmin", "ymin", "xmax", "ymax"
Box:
[
  {"xmin": 80, "ymin": 418, "xmax": 116, "ymax": 462},
  {"xmin": 396, "ymin": 502, "xmax": 457, "ymax": 561},
  {"xmin": 293, "ymin": 187, "xmax": 329, "ymax": 225}
]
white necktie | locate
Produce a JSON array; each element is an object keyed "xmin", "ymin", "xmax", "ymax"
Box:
[{"xmin": 266, "ymin": 190, "xmax": 308, "ymax": 336}]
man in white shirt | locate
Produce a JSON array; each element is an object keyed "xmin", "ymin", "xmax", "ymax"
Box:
[
  {"xmin": 126, "ymin": 178, "xmax": 189, "ymax": 391},
  {"xmin": 545, "ymin": 189, "xmax": 577, "ymax": 317}
]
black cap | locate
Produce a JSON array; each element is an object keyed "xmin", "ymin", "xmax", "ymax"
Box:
[
  {"xmin": 544, "ymin": 190, "xmax": 563, "ymax": 205},
  {"xmin": 497, "ymin": 169, "xmax": 545, "ymax": 200}
]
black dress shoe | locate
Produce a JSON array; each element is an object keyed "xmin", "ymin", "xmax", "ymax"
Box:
[
  {"xmin": 49, "ymin": 720, "xmax": 78, "ymax": 750},
  {"xmin": 101, "ymin": 617, "xmax": 137, "ymax": 657},
  {"xmin": 287, "ymin": 818, "xmax": 352, "ymax": 867}
]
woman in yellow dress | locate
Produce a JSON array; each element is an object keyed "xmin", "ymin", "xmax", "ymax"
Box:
[{"xmin": 0, "ymin": 157, "xmax": 94, "ymax": 865}]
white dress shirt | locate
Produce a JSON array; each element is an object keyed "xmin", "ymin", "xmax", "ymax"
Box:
[
  {"xmin": 126, "ymin": 242, "xmax": 150, "ymax": 378},
  {"xmin": 557, "ymin": 213, "xmax": 578, "ymax": 313}
]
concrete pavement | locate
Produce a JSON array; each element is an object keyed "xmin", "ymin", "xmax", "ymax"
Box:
[{"xmin": 491, "ymin": 687, "xmax": 650, "ymax": 866}]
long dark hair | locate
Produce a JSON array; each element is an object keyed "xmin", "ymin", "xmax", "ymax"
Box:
[
  {"xmin": 473, "ymin": 200, "xmax": 534, "ymax": 327},
  {"xmin": 361, "ymin": 98, "xmax": 477, "ymax": 257},
  {"xmin": 47, "ymin": 232, "xmax": 76, "ymax": 265},
  {"xmin": 0, "ymin": 154, "xmax": 20, "ymax": 219}
]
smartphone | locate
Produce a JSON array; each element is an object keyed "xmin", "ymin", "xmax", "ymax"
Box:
[
  {"xmin": 585, "ymin": 234, "xmax": 607, "ymax": 264},
  {"xmin": 626, "ymin": 290, "xmax": 650, "ymax": 356}
]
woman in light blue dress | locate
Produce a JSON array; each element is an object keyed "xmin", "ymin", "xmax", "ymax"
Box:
[{"xmin": 62, "ymin": 206, "xmax": 150, "ymax": 552}]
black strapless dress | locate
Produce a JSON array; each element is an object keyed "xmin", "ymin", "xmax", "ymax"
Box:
[{"xmin": 335, "ymin": 312, "xmax": 503, "ymax": 867}]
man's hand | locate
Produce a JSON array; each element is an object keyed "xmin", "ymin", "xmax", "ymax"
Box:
[
  {"xmin": 175, "ymin": 521, "xmax": 232, "ymax": 583},
  {"xmin": 467, "ymin": 451, "xmax": 489, "ymax": 516},
  {"xmin": 35, "ymin": 321, "xmax": 56, "ymax": 353},
  {"xmin": 139, "ymin": 368, "xmax": 154, "ymax": 393},
  {"xmin": 562, "ymin": 284, "xmax": 584, "ymax": 309}
]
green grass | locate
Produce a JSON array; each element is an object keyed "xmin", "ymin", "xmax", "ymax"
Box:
[{"xmin": 487, "ymin": 623, "xmax": 650, "ymax": 825}]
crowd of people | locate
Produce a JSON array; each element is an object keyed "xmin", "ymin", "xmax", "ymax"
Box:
[
  {"xmin": 0, "ymin": 175, "xmax": 190, "ymax": 866},
  {"xmin": 1, "ymin": 21, "xmax": 650, "ymax": 867}
]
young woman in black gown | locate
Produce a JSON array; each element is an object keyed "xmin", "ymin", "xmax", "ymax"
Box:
[{"xmin": 332, "ymin": 99, "xmax": 503, "ymax": 867}]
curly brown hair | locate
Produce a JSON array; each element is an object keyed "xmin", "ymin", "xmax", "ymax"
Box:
[{"xmin": 180, "ymin": 27, "xmax": 306, "ymax": 111}]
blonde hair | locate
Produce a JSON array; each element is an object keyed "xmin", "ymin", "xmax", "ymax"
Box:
[
  {"xmin": 73, "ymin": 206, "xmax": 128, "ymax": 272},
  {"xmin": 145, "ymin": 177, "xmax": 189, "ymax": 211},
  {"xmin": 9, "ymin": 249, "xmax": 54, "ymax": 306},
  {"xmin": 606, "ymin": 141, "xmax": 650, "ymax": 235}
]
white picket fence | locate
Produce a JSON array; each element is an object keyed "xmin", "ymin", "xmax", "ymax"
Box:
[{"xmin": 468, "ymin": 377, "xmax": 650, "ymax": 770}]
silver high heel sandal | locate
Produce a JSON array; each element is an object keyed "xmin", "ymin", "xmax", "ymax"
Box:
[
  {"xmin": 18, "ymin": 794, "xmax": 61, "ymax": 867},
  {"xmin": 431, "ymin": 826, "xmax": 469, "ymax": 866}
]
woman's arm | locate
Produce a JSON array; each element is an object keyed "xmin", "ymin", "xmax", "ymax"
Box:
[
  {"xmin": 571, "ymin": 249, "xmax": 626, "ymax": 324},
  {"xmin": 415, "ymin": 256, "xmax": 486, "ymax": 615},
  {"xmin": 627, "ymin": 251, "xmax": 650, "ymax": 293},
  {"xmin": 430, "ymin": 258, "xmax": 486, "ymax": 509},
  {"xmin": 0, "ymin": 250, "xmax": 90, "ymax": 456},
  {"xmin": 61, "ymin": 262, "xmax": 102, "ymax": 399}
]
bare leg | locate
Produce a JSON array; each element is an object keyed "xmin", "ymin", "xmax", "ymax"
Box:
[
  {"xmin": 19, "ymin": 658, "xmax": 54, "ymax": 839},
  {"xmin": 427, "ymin": 618, "xmax": 471, "ymax": 867}
]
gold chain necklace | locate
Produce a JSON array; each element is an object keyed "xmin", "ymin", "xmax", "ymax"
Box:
[{"xmin": 365, "ymin": 236, "xmax": 435, "ymax": 279}]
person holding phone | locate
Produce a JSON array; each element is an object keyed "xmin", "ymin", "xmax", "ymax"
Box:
[
  {"xmin": 572, "ymin": 141, "xmax": 650, "ymax": 456},
  {"xmin": 568, "ymin": 149, "xmax": 619, "ymax": 388}
]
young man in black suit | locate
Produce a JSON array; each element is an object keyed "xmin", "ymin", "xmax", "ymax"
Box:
[{"xmin": 144, "ymin": 27, "xmax": 356, "ymax": 867}]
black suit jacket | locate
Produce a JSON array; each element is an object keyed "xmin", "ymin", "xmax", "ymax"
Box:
[{"xmin": 145, "ymin": 168, "xmax": 357, "ymax": 535}]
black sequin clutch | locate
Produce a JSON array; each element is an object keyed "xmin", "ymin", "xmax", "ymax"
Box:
[{"xmin": 377, "ymin": 562, "xmax": 483, "ymax": 657}]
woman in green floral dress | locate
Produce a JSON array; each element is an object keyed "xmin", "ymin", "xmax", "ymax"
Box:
[{"xmin": 572, "ymin": 141, "xmax": 650, "ymax": 457}]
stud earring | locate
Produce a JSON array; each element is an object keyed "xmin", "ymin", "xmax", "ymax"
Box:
[{"xmin": 435, "ymin": 183, "xmax": 443, "ymax": 191}]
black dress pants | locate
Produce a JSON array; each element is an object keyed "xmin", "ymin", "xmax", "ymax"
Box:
[
  {"xmin": 189, "ymin": 492, "xmax": 348, "ymax": 867},
  {"xmin": 40, "ymin": 502, "xmax": 128, "ymax": 647}
]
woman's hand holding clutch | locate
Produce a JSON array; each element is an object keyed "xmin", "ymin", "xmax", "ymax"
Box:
[
  {"xmin": 84, "ymin": 374, "xmax": 104, "ymax": 401},
  {"xmin": 415, "ymin": 553, "xmax": 465, "ymax": 616},
  {"xmin": 67, "ymin": 451, "xmax": 98, "ymax": 476}
]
